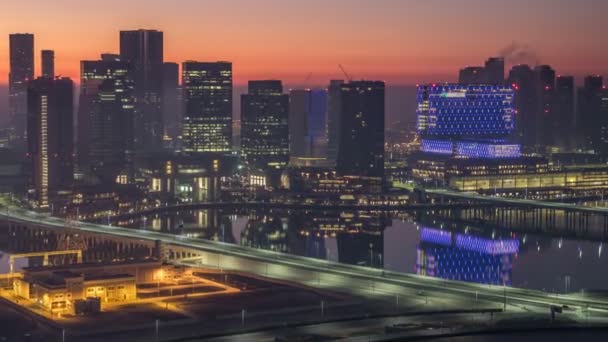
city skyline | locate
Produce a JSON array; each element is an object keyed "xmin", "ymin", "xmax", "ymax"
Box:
[{"xmin": 0, "ymin": 0, "xmax": 607, "ymax": 86}]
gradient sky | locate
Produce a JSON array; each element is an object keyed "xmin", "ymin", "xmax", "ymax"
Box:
[{"xmin": 0, "ymin": 0, "xmax": 607, "ymax": 85}]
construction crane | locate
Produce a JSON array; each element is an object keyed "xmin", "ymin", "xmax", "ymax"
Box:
[
  {"xmin": 303, "ymin": 72, "xmax": 312, "ymax": 83},
  {"xmin": 338, "ymin": 64, "xmax": 353, "ymax": 82}
]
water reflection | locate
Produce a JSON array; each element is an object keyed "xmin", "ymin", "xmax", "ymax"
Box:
[
  {"xmin": 416, "ymin": 227, "xmax": 517, "ymax": 285},
  {"xmin": 113, "ymin": 208, "xmax": 608, "ymax": 292}
]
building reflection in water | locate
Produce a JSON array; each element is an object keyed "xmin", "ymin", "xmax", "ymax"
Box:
[
  {"xmin": 416, "ymin": 227, "xmax": 519, "ymax": 285},
  {"xmin": 238, "ymin": 211, "xmax": 389, "ymax": 266}
]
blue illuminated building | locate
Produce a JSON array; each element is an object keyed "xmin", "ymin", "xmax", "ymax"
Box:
[
  {"xmin": 416, "ymin": 227, "xmax": 518, "ymax": 285},
  {"xmin": 416, "ymin": 84, "xmax": 519, "ymax": 159}
]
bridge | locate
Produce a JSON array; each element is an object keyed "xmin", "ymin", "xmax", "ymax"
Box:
[
  {"xmin": 9, "ymin": 249, "xmax": 82, "ymax": 272},
  {"xmin": 2, "ymin": 202, "xmax": 608, "ymax": 322},
  {"xmin": 423, "ymin": 188, "xmax": 608, "ymax": 215}
]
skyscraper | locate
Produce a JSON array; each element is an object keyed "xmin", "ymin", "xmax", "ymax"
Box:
[
  {"xmin": 182, "ymin": 61, "xmax": 232, "ymax": 153},
  {"xmin": 484, "ymin": 57, "xmax": 505, "ymax": 84},
  {"xmin": 326, "ymin": 80, "xmax": 344, "ymax": 162},
  {"xmin": 9, "ymin": 33, "xmax": 34, "ymax": 139},
  {"xmin": 458, "ymin": 66, "xmax": 485, "ymax": 84},
  {"xmin": 337, "ymin": 81, "xmax": 385, "ymax": 179},
  {"xmin": 554, "ymin": 76, "xmax": 575, "ymax": 150},
  {"xmin": 78, "ymin": 55, "xmax": 135, "ymax": 182},
  {"xmin": 241, "ymin": 80, "xmax": 289, "ymax": 170},
  {"xmin": 289, "ymin": 89, "xmax": 327, "ymax": 158},
  {"xmin": 534, "ymin": 65, "xmax": 556, "ymax": 148},
  {"xmin": 578, "ymin": 75, "xmax": 608, "ymax": 153},
  {"xmin": 508, "ymin": 64, "xmax": 536, "ymax": 150},
  {"xmin": 27, "ymin": 77, "xmax": 74, "ymax": 208},
  {"xmin": 289, "ymin": 89, "xmax": 310, "ymax": 158},
  {"xmin": 41, "ymin": 50, "xmax": 55, "ymax": 78},
  {"xmin": 416, "ymin": 84, "xmax": 517, "ymax": 157},
  {"xmin": 309, "ymin": 89, "xmax": 328, "ymax": 156},
  {"xmin": 162, "ymin": 62, "xmax": 180, "ymax": 139},
  {"xmin": 120, "ymin": 29, "xmax": 164, "ymax": 152}
]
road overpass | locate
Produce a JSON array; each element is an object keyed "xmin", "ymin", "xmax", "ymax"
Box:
[{"xmin": 2, "ymin": 203, "xmax": 608, "ymax": 321}]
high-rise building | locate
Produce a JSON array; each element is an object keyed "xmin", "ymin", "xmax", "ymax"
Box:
[
  {"xmin": 326, "ymin": 80, "xmax": 344, "ymax": 162},
  {"xmin": 41, "ymin": 50, "xmax": 55, "ymax": 78},
  {"xmin": 554, "ymin": 76, "xmax": 575, "ymax": 150},
  {"xmin": 27, "ymin": 77, "xmax": 74, "ymax": 208},
  {"xmin": 458, "ymin": 66, "xmax": 485, "ymax": 84},
  {"xmin": 416, "ymin": 84, "xmax": 517, "ymax": 158},
  {"xmin": 289, "ymin": 89, "xmax": 328, "ymax": 158},
  {"xmin": 337, "ymin": 81, "xmax": 385, "ymax": 179},
  {"xmin": 289, "ymin": 89, "xmax": 309, "ymax": 158},
  {"xmin": 578, "ymin": 75, "xmax": 608, "ymax": 153},
  {"xmin": 162, "ymin": 62, "xmax": 180, "ymax": 139},
  {"xmin": 241, "ymin": 80, "xmax": 289, "ymax": 170},
  {"xmin": 9, "ymin": 33, "xmax": 34, "ymax": 139},
  {"xmin": 120, "ymin": 29, "xmax": 164, "ymax": 152},
  {"xmin": 507, "ymin": 64, "xmax": 536, "ymax": 150},
  {"xmin": 534, "ymin": 65, "xmax": 556, "ymax": 148},
  {"xmin": 78, "ymin": 55, "xmax": 135, "ymax": 182},
  {"xmin": 484, "ymin": 57, "xmax": 505, "ymax": 84},
  {"xmin": 182, "ymin": 61, "xmax": 232, "ymax": 153},
  {"xmin": 309, "ymin": 89, "xmax": 328, "ymax": 156}
]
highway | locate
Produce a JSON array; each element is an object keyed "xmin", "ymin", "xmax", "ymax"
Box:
[{"xmin": 2, "ymin": 203, "xmax": 608, "ymax": 321}]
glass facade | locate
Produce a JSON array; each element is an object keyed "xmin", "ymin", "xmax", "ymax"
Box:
[
  {"xmin": 241, "ymin": 81, "xmax": 290, "ymax": 170},
  {"xmin": 417, "ymin": 84, "xmax": 515, "ymax": 138},
  {"xmin": 79, "ymin": 57, "xmax": 135, "ymax": 183},
  {"xmin": 182, "ymin": 61, "xmax": 233, "ymax": 153}
]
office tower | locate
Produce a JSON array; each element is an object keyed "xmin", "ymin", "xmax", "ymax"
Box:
[
  {"xmin": 41, "ymin": 50, "xmax": 55, "ymax": 78},
  {"xmin": 9, "ymin": 33, "xmax": 34, "ymax": 138},
  {"xmin": 289, "ymin": 89, "xmax": 309, "ymax": 158},
  {"xmin": 337, "ymin": 81, "xmax": 385, "ymax": 179},
  {"xmin": 507, "ymin": 64, "xmax": 536, "ymax": 150},
  {"xmin": 27, "ymin": 77, "xmax": 74, "ymax": 208},
  {"xmin": 533, "ymin": 65, "xmax": 556, "ymax": 148},
  {"xmin": 459, "ymin": 66, "xmax": 485, "ymax": 84},
  {"xmin": 308, "ymin": 89, "xmax": 328, "ymax": 156},
  {"xmin": 578, "ymin": 75, "xmax": 608, "ymax": 153},
  {"xmin": 484, "ymin": 57, "xmax": 505, "ymax": 84},
  {"xmin": 289, "ymin": 89, "xmax": 327, "ymax": 158},
  {"xmin": 241, "ymin": 80, "xmax": 289, "ymax": 170},
  {"xmin": 326, "ymin": 80, "xmax": 344, "ymax": 162},
  {"xmin": 162, "ymin": 62, "xmax": 180, "ymax": 139},
  {"xmin": 120, "ymin": 29, "xmax": 164, "ymax": 152},
  {"xmin": 416, "ymin": 84, "xmax": 517, "ymax": 158},
  {"xmin": 554, "ymin": 76, "xmax": 575, "ymax": 150},
  {"xmin": 78, "ymin": 56, "xmax": 135, "ymax": 182},
  {"xmin": 182, "ymin": 61, "xmax": 232, "ymax": 153}
]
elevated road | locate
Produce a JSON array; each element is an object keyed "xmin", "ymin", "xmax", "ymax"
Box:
[{"xmin": 2, "ymin": 204, "xmax": 608, "ymax": 318}]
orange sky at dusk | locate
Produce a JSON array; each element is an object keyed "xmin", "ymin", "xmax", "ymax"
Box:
[{"xmin": 0, "ymin": 0, "xmax": 607, "ymax": 86}]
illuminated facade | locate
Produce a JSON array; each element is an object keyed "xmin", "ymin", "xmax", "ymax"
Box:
[
  {"xmin": 79, "ymin": 55, "xmax": 135, "ymax": 184},
  {"xmin": 182, "ymin": 61, "xmax": 232, "ymax": 153},
  {"xmin": 241, "ymin": 80, "xmax": 290, "ymax": 170},
  {"xmin": 416, "ymin": 227, "xmax": 518, "ymax": 285},
  {"xmin": 120, "ymin": 29, "xmax": 164, "ymax": 152},
  {"xmin": 27, "ymin": 77, "xmax": 74, "ymax": 208},
  {"xmin": 417, "ymin": 84, "xmax": 518, "ymax": 158},
  {"xmin": 417, "ymin": 84, "xmax": 515, "ymax": 138}
]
